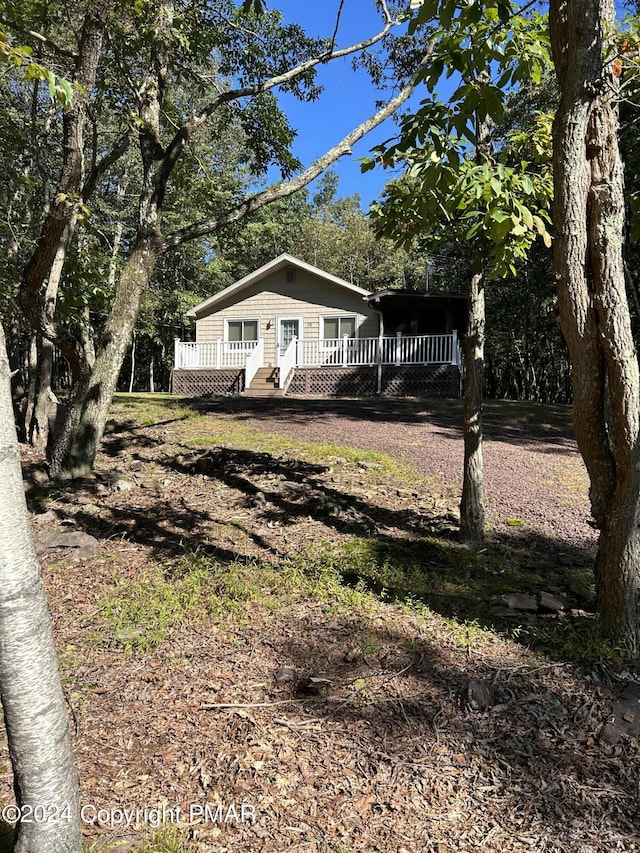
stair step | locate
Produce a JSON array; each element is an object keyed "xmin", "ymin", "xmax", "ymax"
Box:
[{"xmin": 243, "ymin": 388, "xmax": 285, "ymax": 398}]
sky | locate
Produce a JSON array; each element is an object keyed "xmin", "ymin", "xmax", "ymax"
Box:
[{"xmin": 267, "ymin": 1, "xmax": 418, "ymax": 210}]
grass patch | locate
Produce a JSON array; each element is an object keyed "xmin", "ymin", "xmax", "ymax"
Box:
[
  {"xmin": 86, "ymin": 826, "xmax": 195, "ymax": 853},
  {"xmin": 111, "ymin": 393, "xmax": 202, "ymax": 428},
  {"xmin": 112, "ymin": 393, "xmax": 424, "ymax": 487},
  {"xmin": 95, "ymin": 547, "xmax": 377, "ymax": 650},
  {"xmin": 184, "ymin": 431, "xmax": 420, "ymax": 487}
]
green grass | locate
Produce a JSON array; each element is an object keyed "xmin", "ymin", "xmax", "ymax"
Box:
[
  {"xmin": 85, "ymin": 826, "xmax": 195, "ymax": 852},
  {"xmin": 103, "ymin": 395, "xmax": 615, "ymax": 666},
  {"xmin": 95, "ymin": 546, "xmax": 376, "ymax": 651},
  {"xmin": 111, "ymin": 393, "xmax": 424, "ymax": 488}
]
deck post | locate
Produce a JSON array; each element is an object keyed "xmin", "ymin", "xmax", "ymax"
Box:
[
  {"xmin": 174, "ymin": 338, "xmax": 181, "ymax": 369},
  {"xmin": 342, "ymin": 334, "xmax": 349, "ymax": 367},
  {"xmin": 451, "ymin": 330, "xmax": 458, "ymax": 365},
  {"xmin": 395, "ymin": 332, "xmax": 402, "ymax": 366},
  {"xmin": 215, "ymin": 338, "xmax": 221, "ymax": 369}
]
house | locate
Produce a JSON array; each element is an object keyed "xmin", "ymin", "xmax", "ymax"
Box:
[{"xmin": 172, "ymin": 254, "xmax": 465, "ymax": 398}]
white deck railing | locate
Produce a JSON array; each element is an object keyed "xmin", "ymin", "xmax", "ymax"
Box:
[
  {"xmin": 296, "ymin": 332, "xmax": 460, "ymax": 367},
  {"xmin": 244, "ymin": 338, "xmax": 264, "ymax": 388},
  {"xmin": 174, "ymin": 339, "xmax": 258, "ymax": 370},
  {"xmin": 277, "ymin": 337, "xmax": 298, "ymax": 389},
  {"xmin": 175, "ymin": 332, "xmax": 460, "ymax": 371}
]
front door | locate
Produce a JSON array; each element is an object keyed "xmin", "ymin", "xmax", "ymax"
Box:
[{"xmin": 278, "ymin": 317, "xmax": 301, "ymax": 354}]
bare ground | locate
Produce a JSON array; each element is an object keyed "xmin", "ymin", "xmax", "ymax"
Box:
[{"xmin": 5, "ymin": 394, "xmax": 639, "ymax": 853}]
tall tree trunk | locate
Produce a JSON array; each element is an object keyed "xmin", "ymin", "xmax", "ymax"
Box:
[
  {"xmin": 460, "ymin": 260, "xmax": 485, "ymax": 545},
  {"xmin": 149, "ymin": 350, "xmax": 155, "ymax": 393},
  {"xmin": 459, "ymin": 103, "xmax": 490, "ymax": 547},
  {"xmin": 0, "ymin": 325, "xmax": 81, "ymax": 852},
  {"xmin": 550, "ymin": 0, "xmax": 640, "ymax": 651},
  {"xmin": 129, "ymin": 332, "xmax": 136, "ymax": 394},
  {"xmin": 49, "ymin": 238, "xmax": 161, "ymax": 478},
  {"xmin": 32, "ymin": 338, "xmax": 55, "ymax": 452},
  {"xmin": 19, "ymin": 0, "xmax": 115, "ymax": 385}
]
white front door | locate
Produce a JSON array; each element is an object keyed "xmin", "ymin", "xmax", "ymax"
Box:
[{"xmin": 278, "ymin": 317, "xmax": 301, "ymax": 354}]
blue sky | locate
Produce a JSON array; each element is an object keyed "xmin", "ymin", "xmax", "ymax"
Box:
[{"xmin": 271, "ymin": 1, "xmax": 416, "ymax": 210}]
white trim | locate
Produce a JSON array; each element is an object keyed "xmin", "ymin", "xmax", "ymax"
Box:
[
  {"xmin": 224, "ymin": 317, "xmax": 260, "ymax": 342},
  {"xmin": 185, "ymin": 253, "xmax": 371, "ymax": 318}
]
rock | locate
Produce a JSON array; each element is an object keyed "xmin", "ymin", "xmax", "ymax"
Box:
[
  {"xmin": 112, "ymin": 478, "xmax": 134, "ymax": 492},
  {"xmin": 33, "ymin": 510, "xmax": 59, "ymax": 526},
  {"xmin": 601, "ymin": 723, "xmax": 622, "ymax": 745},
  {"xmin": 599, "ymin": 682, "xmax": 640, "ymax": 743},
  {"xmin": 324, "ymin": 499, "xmax": 341, "ymax": 516},
  {"xmin": 139, "ymin": 479, "xmax": 163, "ymax": 493},
  {"xmin": 539, "ymin": 591, "xmax": 568, "ymax": 612},
  {"xmin": 502, "ymin": 592, "xmax": 538, "ymax": 612},
  {"xmin": 274, "ymin": 666, "xmax": 295, "ymax": 684},
  {"xmin": 81, "ymin": 504, "xmax": 102, "ymax": 516},
  {"xmin": 465, "ymin": 678, "xmax": 494, "ymax": 710},
  {"xmin": 569, "ymin": 577, "xmax": 596, "ymax": 602},
  {"xmin": 33, "ymin": 527, "xmax": 99, "ymax": 561},
  {"xmin": 129, "ymin": 459, "xmax": 144, "ymax": 472},
  {"xmin": 344, "ymin": 648, "xmax": 361, "ymax": 663},
  {"xmin": 252, "ymin": 491, "xmax": 267, "ymax": 507},
  {"xmin": 30, "ymin": 468, "xmax": 50, "ymax": 486}
]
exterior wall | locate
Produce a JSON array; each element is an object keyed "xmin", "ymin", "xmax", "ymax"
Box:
[{"xmin": 194, "ymin": 267, "xmax": 378, "ymax": 366}]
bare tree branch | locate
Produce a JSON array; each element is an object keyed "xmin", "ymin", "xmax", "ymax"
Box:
[
  {"xmin": 164, "ymin": 46, "xmax": 434, "ymax": 249},
  {"xmin": 82, "ymin": 131, "xmax": 132, "ymax": 200},
  {"xmin": 162, "ymin": 9, "xmax": 400, "ymax": 172},
  {"xmin": 0, "ymin": 16, "xmax": 78, "ymax": 59}
]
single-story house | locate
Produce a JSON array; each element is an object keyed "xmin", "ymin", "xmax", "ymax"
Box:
[{"xmin": 172, "ymin": 253, "xmax": 465, "ymax": 398}]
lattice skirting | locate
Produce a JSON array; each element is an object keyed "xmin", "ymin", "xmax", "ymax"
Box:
[
  {"xmin": 171, "ymin": 369, "xmax": 244, "ymax": 396},
  {"xmin": 172, "ymin": 365, "xmax": 460, "ymax": 398},
  {"xmin": 379, "ymin": 365, "xmax": 460, "ymax": 398},
  {"xmin": 288, "ymin": 365, "xmax": 460, "ymax": 398}
]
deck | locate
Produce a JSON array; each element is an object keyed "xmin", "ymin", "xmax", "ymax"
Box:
[{"xmin": 172, "ymin": 333, "xmax": 463, "ymax": 398}]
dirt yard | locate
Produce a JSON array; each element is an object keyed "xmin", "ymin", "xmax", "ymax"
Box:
[{"xmin": 8, "ymin": 394, "xmax": 639, "ymax": 853}]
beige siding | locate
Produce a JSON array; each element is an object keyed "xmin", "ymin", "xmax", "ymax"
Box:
[{"xmin": 195, "ymin": 268, "xmax": 379, "ymax": 366}]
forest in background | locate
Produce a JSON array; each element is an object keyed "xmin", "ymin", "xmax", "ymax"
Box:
[{"xmin": 2, "ymin": 0, "xmax": 615, "ymax": 407}]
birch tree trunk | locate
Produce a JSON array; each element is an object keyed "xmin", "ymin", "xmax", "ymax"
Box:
[
  {"xmin": 550, "ymin": 0, "xmax": 640, "ymax": 651},
  {"xmin": 0, "ymin": 325, "xmax": 81, "ymax": 852}
]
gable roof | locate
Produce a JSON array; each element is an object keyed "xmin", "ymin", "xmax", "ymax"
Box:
[{"xmin": 185, "ymin": 253, "xmax": 372, "ymax": 319}]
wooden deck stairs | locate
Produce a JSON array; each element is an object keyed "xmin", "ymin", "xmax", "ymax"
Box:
[{"xmin": 243, "ymin": 367, "xmax": 285, "ymax": 397}]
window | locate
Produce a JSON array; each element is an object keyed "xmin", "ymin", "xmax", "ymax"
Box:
[
  {"xmin": 322, "ymin": 315, "xmax": 357, "ymax": 339},
  {"xmin": 286, "ymin": 268, "xmax": 296, "ymax": 283},
  {"xmin": 226, "ymin": 319, "xmax": 258, "ymax": 341}
]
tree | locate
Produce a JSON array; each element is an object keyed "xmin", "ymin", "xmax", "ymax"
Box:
[
  {"xmin": 549, "ymin": 0, "xmax": 640, "ymax": 651},
  {"xmin": 294, "ymin": 170, "xmax": 417, "ymax": 290},
  {"xmin": 0, "ymin": 35, "xmax": 82, "ymax": 853},
  {"xmin": 9, "ymin": 0, "xmax": 433, "ymax": 479},
  {"xmin": 367, "ymin": 0, "xmax": 552, "ymax": 545},
  {"xmin": 0, "ymin": 333, "xmax": 82, "ymax": 852}
]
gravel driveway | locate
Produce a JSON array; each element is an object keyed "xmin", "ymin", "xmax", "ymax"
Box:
[{"xmin": 205, "ymin": 395, "xmax": 597, "ymax": 555}]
